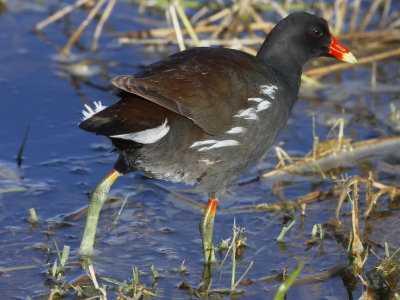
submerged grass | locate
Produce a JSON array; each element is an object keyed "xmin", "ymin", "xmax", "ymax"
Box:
[
  {"xmin": 273, "ymin": 263, "xmax": 304, "ymax": 300},
  {"xmin": 276, "ymin": 219, "xmax": 296, "ymax": 242},
  {"xmin": 46, "ymin": 240, "xmax": 71, "ymax": 299},
  {"xmin": 16, "ymin": 124, "xmax": 30, "ymax": 168}
]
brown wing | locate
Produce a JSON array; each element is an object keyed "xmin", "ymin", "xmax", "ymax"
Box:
[{"xmin": 111, "ymin": 47, "xmax": 270, "ymax": 135}]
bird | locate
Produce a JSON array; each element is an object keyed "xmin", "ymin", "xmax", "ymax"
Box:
[{"xmin": 78, "ymin": 12, "xmax": 356, "ymax": 262}]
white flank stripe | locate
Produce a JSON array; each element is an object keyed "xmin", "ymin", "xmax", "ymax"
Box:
[
  {"xmin": 234, "ymin": 108, "xmax": 258, "ymax": 120},
  {"xmin": 248, "ymin": 97, "xmax": 263, "ymax": 103},
  {"xmin": 82, "ymin": 101, "xmax": 108, "ymax": 121},
  {"xmin": 190, "ymin": 140, "xmax": 218, "ymax": 148},
  {"xmin": 199, "ymin": 159, "xmax": 214, "ymax": 165},
  {"xmin": 226, "ymin": 127, "xmax": 246, "ymax": 134},
  {"xmin": 256, "ymin": 100, "xmax": 272, "ymax": 112},
  {"xmin": 260, "ymin": 84, "xmax": 278, "ymax": 99},
  {"xmin": 198, "ymin": 140, "xmax": 239, "ymax": 151},
  {"xmin": 110, "ymin": 119, "xmax": 170, "ymax": 144}
]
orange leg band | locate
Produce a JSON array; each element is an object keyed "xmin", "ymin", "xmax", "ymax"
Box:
[
  {"xmin": 105, "ymin": 169, "xmax": 121, "ymax": 185},
  {"xmin": 200, "ymin": 198, "xmax": 218, "ymax": 262},
  {"xmin": 204, "ymin": 198, "xmax": 219, "ymax": 219}
]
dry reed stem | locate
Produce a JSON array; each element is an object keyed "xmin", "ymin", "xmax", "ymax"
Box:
[
  {"xmin": 34, "ymin": 0, "xmax": 93, "ymax": 31},
  {"xmin": 274, "ymin": 146, "xmax": 295, "ymax": 168},
  {"xmin": 88, "ymin": 264, "xmax": 107, "ymax": 299},
  {"xmin": 256, "ymin": 263, "xmax": 347, "ymax": 286},
  {"xmin": 247, "ymin": 6, "xmax": 269, "ymax": 36},
  {"xmin": 379, "ymin": 0, "xmax": 392, "ymax": 28},
  {"xmin": 332, "ymin": 0, "xmax": 346, "ymax": 36},
  {"xmin": 118, "ymin": 37, "xmax": 263, "ymax": 47},
  {"xmin": 358, "ymin": 0, "xmax": 385, "ymax": 32},
  {"xmin": 271, "ymin": 1, "xmax": 288, "ymax": 18},
  {"xmin": 92, "ymin": 0, "xmax": 117, "ymax": 51},
  {"xmin": 227, "ymin": 187, "xmax": 341, "ymax": 213},
  {"xmin": 365, "ymin": 172, "xmax": 374, "ymax": 216},
  {"xmin": 325, "ymin": 112, "xmax": 345, "ymax": 151},
  {"xmin": 247, "ymin": 5, "xmax": 263, "ymax": 24},
  {"xmin": 169, "ymin": 2, "xmax": 185, "ymax": 51},
  {"xmin": 233, "ymin": 0, "xmax": 251, "ymax": 37},
  {"xmin": 296, "ymin": 188, "xmax": 341, "ymax": 205},
  {"xmin": 63, "ymin": 273, "xmax": 92, "ymax": 290},
  {"xmin": 116, "ymin": 21, "xmax": 275, "ymax": 38},
  {"xmin": 350, "ymin": 179, "xmax": 364, "ymax": 275},
  {"xmin": 365, "ymin": 189, "xmax": 386, "ymax": 217},
  {"xmin": 335, "ymin": 175, "xmax": 400, "ymax": 220},
  {"xmin": 174, "ymin": 0, "xmax": 201, "ymax": 47},
  {"xmin": 34, "ymin": 0, "xmax": 398, "ymax": 59},
  {"xmin": 190, "ymin": 6, "xmax": 209, "ymax": 25},
  {"xmin": 340, "ymin": 30, "xmax": 400, "ymax": 39},
  {"xmin": 304, "ymin": 48, "xmax": 400, "ymax": 78},
  {"xmin": 357, "ymin": 177, "xmax": 400, "ymax": 194},
  {"xmin": 335, "ymin": 177, "xmax": 359, "ymax": 221},
  {"xmin": 195, "ymin": 8, "xmax": 231, "ymax": 28},
  {"xmin": 211, "ymin": 4, "xmax": 239, "ymax": 39},
  {"xmin": 0, "ymin": 265, "xmax": 38, "ymax": 272},
  {"xmin": 389, "ymin": 17, "xmax": 400, "ymax": 29},
  {"xmin": 349, "ymin": 0, "xmax": 361, "ymax": 32},
  {"xmin": 262, "ymin": 137, "xmax": 400, "ymax": 180},
  {"xmin": 138, "ymin": 0, "xmax": 150, "ymax": 14},
  {"xmin": 238, "ymin": 172, "xmax": 399, "ymax": 216},
  {"xmin": 293, "ymin": 263, "xmax": 347, "ymax": 285},
  {"xmin": 61, "ymin": 0, "xmax": 107, "ymax": 55}
]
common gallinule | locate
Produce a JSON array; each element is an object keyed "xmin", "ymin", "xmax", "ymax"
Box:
[{"xmin": 78, "ymin": 12, "xmax": 356, "ymax": 261}]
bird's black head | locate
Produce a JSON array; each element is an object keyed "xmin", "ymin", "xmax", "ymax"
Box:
[{"xmin": 257, "ymin": 12, "xmax": 356, "ymax": 66}]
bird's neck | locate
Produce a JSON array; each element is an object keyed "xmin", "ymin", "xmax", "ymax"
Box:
[{"xmin": 256, "ymin": 42, "xmax": 306, "ymax": 100}]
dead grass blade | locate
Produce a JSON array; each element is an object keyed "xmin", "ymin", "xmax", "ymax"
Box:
[
  {"xmin": 227, "ymin": 186, "xmax": 341, "ymax": 213},
  {"xmin": 33, "ymin": 0, "xmax": 93, "ymax": 31},
  {"xmin": 174, "ymin": 0, "xmax": 200, "ymax": 47},
  {"xmin": 262, "ymin": 137, "xmax": 400, "ymax": 181},
  {"xmin": 358, "ymin": 0, "xmax": 385, "ymax": 32},
  {"xmin": 0, "ymin": 265, "xmax": 39, "ymax": 272},
  {"xmin": 92, "ymin": 0, "xmax": 117, "ymax": 51},
  {"xmin": 61, "ymin": 0, "xmax": 107, "ymax": 55},
  {"xmin": 169, "ymin": 2, "xmax": 185, "ymax": 51},
  {"xmin": 349, "ymin": 0, "xmax": 361, "ymax": 32},
  {"xmin": 335, "ymin": 176, "xmax": 400, "ymax": 220}
]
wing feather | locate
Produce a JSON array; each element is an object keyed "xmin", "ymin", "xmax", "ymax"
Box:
[{"xmin": 111, "ymin": 47, "xmax": 271, "ymax": 135}]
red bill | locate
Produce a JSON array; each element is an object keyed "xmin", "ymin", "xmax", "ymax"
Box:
[{"xmin": 329, "ymin": 34, "xmax": 357, "ymax": 64}]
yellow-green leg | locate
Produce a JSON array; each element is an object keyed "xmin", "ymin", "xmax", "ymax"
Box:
[
  {"xmin": 79, "ymin": 169, "xmax": 121, "ymax": 255},
  {"xmin": 199, "ymin": 198, "xmax": 218, "ymax": 262}
]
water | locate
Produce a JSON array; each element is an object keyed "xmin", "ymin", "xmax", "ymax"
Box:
[{"xmin": 0, "ymin": 1, "xmax": 399, "ymax": 298}]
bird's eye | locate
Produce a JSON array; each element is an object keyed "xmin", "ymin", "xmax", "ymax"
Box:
[{"xmin": 311, "ymin": 27, "xmax": 323, "ymax": 38}]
